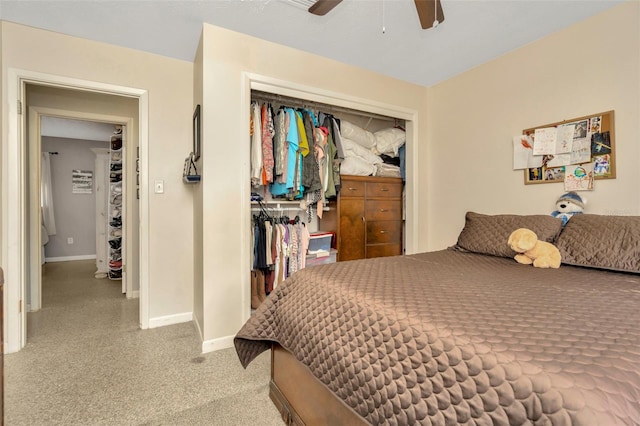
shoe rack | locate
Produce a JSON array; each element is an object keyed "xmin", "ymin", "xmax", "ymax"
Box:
[{"xmin": 108, "ymin": 128, "xmax": 123, "ymax": 280}]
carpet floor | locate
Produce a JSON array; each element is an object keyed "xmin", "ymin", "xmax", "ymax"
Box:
[{"xmin": 4, "ymin": 260, "xmax": 283, "ymax": 425}]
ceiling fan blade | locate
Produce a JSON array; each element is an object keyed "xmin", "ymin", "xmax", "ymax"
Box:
[
  {"xmin": 308, "ymin": 0, "xmax": 343, "ymax": 16},
  {"xmin": 414, "ymin": 0, "xmax": 445, "ymax": 29}
]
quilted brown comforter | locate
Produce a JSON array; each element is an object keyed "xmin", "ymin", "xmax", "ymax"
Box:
[{"xmin": 235, "ymin": 250, "xmax": 640, "ymax": 425}]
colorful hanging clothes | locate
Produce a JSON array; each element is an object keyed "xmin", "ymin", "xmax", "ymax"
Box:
[
  {"xmin": 261, "ymin": 104, "xmax": 275, "ymax": 184},
  {"xmin": 270, "ymin": 108, "xmax": 300, "ymax": 197},
  {"xmin": 250, "ymin": 102, "xmax": 263, "ymax": 187}
]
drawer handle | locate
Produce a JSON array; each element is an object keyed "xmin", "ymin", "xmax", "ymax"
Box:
[
  {"xmin": 380, "ymin": 188, "xmax": 389, "ymax": 192},
  {"xmin": 380, "ymin": 230, "xmax": 386, "ymax": 234},
  {"xmin": 379, "ymin": 209, "xmax": 388, "ymax": 212},
  {"xmin": 348, "ymin": 187, "xmax": 359, "ymax": 191}
]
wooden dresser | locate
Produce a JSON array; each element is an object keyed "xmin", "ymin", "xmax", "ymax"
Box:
[{"xmin": 320, "ymin": 175, "xmax": 403, "ymax": 261}]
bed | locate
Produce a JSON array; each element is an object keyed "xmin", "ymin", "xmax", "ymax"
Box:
[{"xmin": 235, "ymin": 213, "xmax": 640, "ymax": 425}]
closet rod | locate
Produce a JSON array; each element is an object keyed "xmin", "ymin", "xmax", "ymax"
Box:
[
  {"xmin": 250, "ymin": 207, "xmax": 302, "ymax": 212},
  {"xmin": 251, "ymin": 90, "xmax": 399, "ymax": 123}
]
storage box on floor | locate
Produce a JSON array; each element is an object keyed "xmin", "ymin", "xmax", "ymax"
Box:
[
  {"xmin": 306, "ymin": 249, "xmax": 338, "ymax": 267},
  {"xmin": 306, "ymin": 232, "xmax": 336, "ymax": 266}
]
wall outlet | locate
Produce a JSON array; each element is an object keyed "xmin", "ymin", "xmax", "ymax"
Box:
[{"xmin": 67, "ymin": 237, "xmax": 74, "ymax": 245}]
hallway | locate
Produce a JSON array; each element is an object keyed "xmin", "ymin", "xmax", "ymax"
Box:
[{"xmin": 4, "ymin": 260, "xmax": 280, "ymax": 425}]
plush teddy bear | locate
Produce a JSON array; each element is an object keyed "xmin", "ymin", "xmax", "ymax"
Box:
[
  {"xmin": 551, "ymin": 191, "xmax": 586, "ymax": 226},
  {"xmin": 507, "ymin": 228, "xmax": 561, "ymax": 269}
]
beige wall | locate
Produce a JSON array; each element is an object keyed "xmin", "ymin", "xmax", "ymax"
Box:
[
  {"xmin": 197, "ymin": 24, "xmax": 428, "ymax": 346},
  {"xmin": 1, "ymin": 21, "xmax": 194, "ymax": 323},
  {"xmin": 426, "ymin": 1, "xmax": 640, "ymax": 250},
  {"xmin": 192, "ymin": 33, "xmax": 204, "ymax": 338}
]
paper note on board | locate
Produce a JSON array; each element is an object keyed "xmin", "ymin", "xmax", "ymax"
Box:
[
  {"xmin": 565, "ymin": 163, "xmax": 594, "ymax": 191},
  {"xmin": 513, "ymin": 135, "xmax": 542, "ymax": 169},
  {"xmin": 547, "ymin": 153, "xmax": 572, "ymax": 168},
  {"xmin": 570, "ymin": 137, "xmax": 591, "ymax": 164},
  {"xmin": 555, "ymin": 124, "xmax": 575, "ymax": 154},
  {"xmin": 533, "ymin": 128, "xmax": 557, "ymax": 155}
]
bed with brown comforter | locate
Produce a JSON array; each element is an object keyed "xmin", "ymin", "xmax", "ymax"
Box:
[{"xmin": 235, "ymin": 213, "xmax": 640, "ymax": 425}]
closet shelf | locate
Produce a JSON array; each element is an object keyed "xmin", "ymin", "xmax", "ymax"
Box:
[
  {"xmin": 251, "ymin": 200, "xmax": 303, "ymax": 211},
  {"xmin": 251, "ymin": 90, "xmax": 400, "ymax": 123}
]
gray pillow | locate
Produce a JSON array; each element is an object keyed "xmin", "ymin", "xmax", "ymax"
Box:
[
  {"xmin": 555, "ymin": 214, "xmax": 640, "ymax": 273},
  {"xmin": 455, "ymin": 212, "xmax": 563, "ymax": 258}
]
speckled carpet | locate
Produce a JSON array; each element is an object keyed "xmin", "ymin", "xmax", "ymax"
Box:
[{"xmin": 4, "ymin": 260, "xmax": 282, "ymax": 425}]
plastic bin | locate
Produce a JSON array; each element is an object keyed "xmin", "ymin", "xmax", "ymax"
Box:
[{"xmin": 308, "ymin": 232, "xmax": 333, "ymax": 254}]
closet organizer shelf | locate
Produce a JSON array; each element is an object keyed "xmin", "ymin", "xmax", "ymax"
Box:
[{"xmin": 108, "ymin": 130, "xmax": 123, "ymax": 280}]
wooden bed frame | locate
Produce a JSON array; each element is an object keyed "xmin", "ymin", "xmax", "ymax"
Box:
[{"xmin": 269, "ymin": 343, "xmax": 368, "ymax": 425}]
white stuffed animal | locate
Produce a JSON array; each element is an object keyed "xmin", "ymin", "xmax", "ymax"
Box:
[{"xmin": 551, "ymin": 191, "xmax": 586, "ymax": 226}]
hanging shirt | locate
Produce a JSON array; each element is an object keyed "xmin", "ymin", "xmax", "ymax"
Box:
[
  {"xmin": 270, "ymin": 108, "xmax": 299, "ymax": 196},
  {"xmin": 301, "ymin": 110, "xmax": 322, "ymax": 192},
  {"xmin": 261, "ymin": 104, "xmax": 275, "ymax": 184},
  {"xmin": 265, "ymin": 220, "xmax": 273, "ymax": 266},
  {"xmin": 298, "ymin": 223, "xmax": 310, "ymax": 270},
  {"xmin": 288, "ymin": 223, "xmax": 298, "ymax": 276},
  {"xmin": 250, "ymin": 103, "xmax": 263, "ymax": 187},
  {"xmin": 295, "ymin": 111, "xmax": 310, "ymax": 157},
  {"xmin": 323, "ymin": 116, "xmax": 337, "ymax": 198},
  {"xmin": 273, "ymin": 108, "xmax": 288, "ymax": 181}
]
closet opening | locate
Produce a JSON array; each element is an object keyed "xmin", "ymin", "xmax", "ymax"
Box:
[{"xmin": 248, "ymin": 87, "xmax": 412, "ymax": 310}]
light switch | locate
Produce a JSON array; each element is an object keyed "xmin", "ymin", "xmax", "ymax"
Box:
[{"xmin": 154, "ymin": 180, "xmax": 164, "ymax": 194}]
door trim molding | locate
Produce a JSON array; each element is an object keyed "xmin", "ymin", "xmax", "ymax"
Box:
[
  {"xmin": 29, "ymin": 106, "xmax": 133, "ymax": 311},
  {"xmin": 3, "ymin": 68, "xmax": 150, "ymax": 353}
]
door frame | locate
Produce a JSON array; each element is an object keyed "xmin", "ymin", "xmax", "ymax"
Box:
[
  {"xmin": 28, "ymin": 107, "xmax": 134, "ymax": 311},
  {"xmin": 3, "ymin": 68, "xmax": 150, "ymax": 353}
]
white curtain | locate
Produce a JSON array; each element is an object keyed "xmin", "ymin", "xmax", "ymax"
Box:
[{"xmin": 41, "ymin": 152, "xmax": 57, "ymax": 236}]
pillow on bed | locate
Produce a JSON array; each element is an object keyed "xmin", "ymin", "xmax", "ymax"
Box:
[
  {"xmin": 555, "ymin": 214, "xmax": 640, "ymax": 273},
  {"xmin": 455, "ymin": 212, "xmax": 563, "ymax": 258}
]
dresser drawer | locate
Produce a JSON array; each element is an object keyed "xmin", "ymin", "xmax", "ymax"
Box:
[
  {"xmin": 366, "ymin": 244, "xmax": 402, "ymax": 259},
  {"xmin": 340, "ymin": 180, "xmax": 365, "ymax": 198},
  {"xmin": 365, "ymin": 200, "xmax": 402, "ymax": 221},
  {"xmin": 367, "ymin": 221, "xmax": 402, "ymax": 244},
  {"xmin": 366, "ymin": 181, "xmax": 402, "ymax": 198}
]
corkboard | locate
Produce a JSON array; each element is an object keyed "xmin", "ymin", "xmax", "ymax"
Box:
[{"xmin": 523, "ymin": 110, "xmax": 615, "ymax": 185}]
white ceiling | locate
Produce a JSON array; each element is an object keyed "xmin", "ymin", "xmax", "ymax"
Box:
[
  {"xmin": 0, "ymin": 0, "xmax": 623, "ymax": 87},
  {"xmin": 41, "ymin": 117, "xmax": 116, "ymax": 142}
]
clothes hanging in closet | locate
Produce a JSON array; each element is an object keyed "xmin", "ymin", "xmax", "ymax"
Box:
[
  {"xmin": 250, "ymin": 101, "xmax": 343, "ymax": 210},
  {"xmin": 251, "ymin": 210, "xmax": 310, "ymax": 301}
]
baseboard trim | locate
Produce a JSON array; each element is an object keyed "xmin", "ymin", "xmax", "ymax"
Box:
[
  {"xmin": 202, "ymin": 335, "xmax": 235, "ymax": 353},
  {"xmin": 148, "ymin": 312, "xmax": 193, "ymax": 329},
  {"xmin": 45, "ymin": 254, "xmax": 96, "ymax": 262},
  {"xmin": 126, "ymin": 290, "xmax": 140, "ymax": 299}
]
